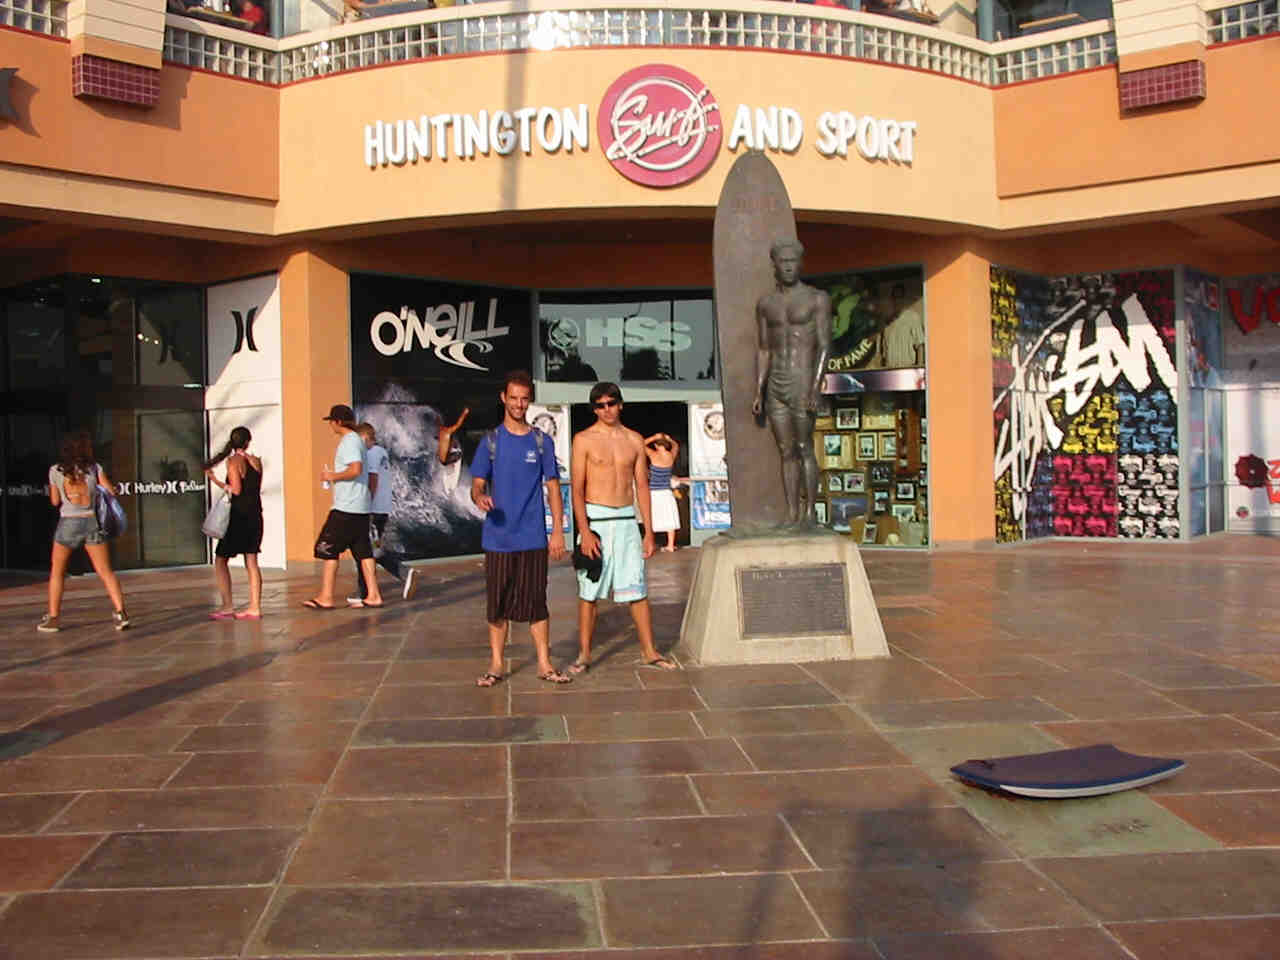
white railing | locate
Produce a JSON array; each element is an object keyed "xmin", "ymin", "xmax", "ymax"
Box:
[
  {"xmin": 159, "ymin": 2, "xmax": 1127, "ymax": 88},
  {"xmin": 0, "ymin": 0, "xmax": 67, "ymax": 36},
  {"xmin": 1206, "ymin": 0, "xmax": 1279, "ymax": 43}
]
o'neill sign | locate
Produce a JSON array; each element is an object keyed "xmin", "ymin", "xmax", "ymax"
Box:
[{"xmin": 361, "ymin": 64, "xmax": 918, "ymax": 178}]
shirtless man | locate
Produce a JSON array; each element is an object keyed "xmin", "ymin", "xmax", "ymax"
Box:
[
  {"xmin": 751, "ymin": 240, "xmax": 833, "ymax": 525},
  {"xmin": 569, "ymin": 382, "xmax": 677, "ymax": 673}
]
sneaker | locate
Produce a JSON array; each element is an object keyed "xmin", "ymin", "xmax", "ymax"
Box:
[
  {"xmin": 402, "ymin": 568, "xmax": 417, "ymax": 601},
  {"xmin": 37, "ymin": 614, "xmax": 60, "ymax": 633},
  {"xmin": 112, "ymin": 609, "xmax": 131, "ymax": 631}
]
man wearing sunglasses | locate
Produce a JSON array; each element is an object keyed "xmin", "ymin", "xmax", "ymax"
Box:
[{"xmin": 568, "ymin": 381, "xmax": 678, "ymax": 673}]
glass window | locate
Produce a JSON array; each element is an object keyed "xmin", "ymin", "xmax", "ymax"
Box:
[
  {"xmin": 989, "ymin": 0, "xmax": 1112, "ymax": 38},
  {"xmin": 7, "ymin": 281, "xmax": 66, "ymax": 390},
  {"xmin": 136, "ymin": 287, "xmax": 205, "ymax": 387},
  {"xmin": 3, "ymin": 414, "xmax": 66, "ymax": 570},
  {"xmin": 132, "ymin": 411, "xmax": 209, "ymax": 568},
  {"xmin": 540, "ymin": 290, "xmax": 716, "ymax": 384}
]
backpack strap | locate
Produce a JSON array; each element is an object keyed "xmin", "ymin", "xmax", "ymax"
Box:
[{"xmin": 488, "ymin": 427, "xmax": 546, "ymax": 460}]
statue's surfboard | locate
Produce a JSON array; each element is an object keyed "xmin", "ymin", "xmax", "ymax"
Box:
[{"xmin": 712, "ymin": 151, "xmax": 797, "ymax": 529}]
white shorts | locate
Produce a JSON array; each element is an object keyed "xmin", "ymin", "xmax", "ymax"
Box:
[{"xmin": 650, "ymin": 489, "xmax": 680, "ymax": 533}]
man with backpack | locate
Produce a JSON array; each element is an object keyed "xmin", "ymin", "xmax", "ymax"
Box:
[{"xmin": 469, "ymin": 370, "xmax": 570, "ymax": 686}]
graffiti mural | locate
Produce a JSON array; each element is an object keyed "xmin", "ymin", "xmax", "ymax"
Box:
[{"xmin": 992, "ymin": 268, "xmax": 1179, "ymax": 542}]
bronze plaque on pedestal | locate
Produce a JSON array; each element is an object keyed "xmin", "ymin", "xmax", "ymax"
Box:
[{"xmin": 737, "ymin": 564, "xmax": 850, "ymax": 639}]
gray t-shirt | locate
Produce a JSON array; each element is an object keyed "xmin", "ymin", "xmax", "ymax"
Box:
[{"xmin": 49, "ymin": 463, "xmax": 101, "ymax": 519}]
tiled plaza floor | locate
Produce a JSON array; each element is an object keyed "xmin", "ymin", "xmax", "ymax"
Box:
[{"xmin": 2, "ymin": 536, "xmax": 1279, "ymax": 959}]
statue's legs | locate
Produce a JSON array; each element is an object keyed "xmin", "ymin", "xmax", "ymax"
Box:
[
  {"xmin": 766, "ymin": 400, "xmax": 802, "ymax": 522},
  {"xmin": 791, "ymin": 408, "xmax": 819, "ymax": 523}
]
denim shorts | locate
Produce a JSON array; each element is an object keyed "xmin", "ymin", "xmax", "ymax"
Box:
[{"xmin": 54, "ymin": 516, "xmax": 107, "ymax": 548}]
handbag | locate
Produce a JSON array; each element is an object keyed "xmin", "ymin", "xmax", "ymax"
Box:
[
  {"xmin": 202, "ymin": 492, "xmax": 232, "ymax": 539},
  {"xmin": 95, "ymin": 485, "xmax": 127, "ymax": 540}
]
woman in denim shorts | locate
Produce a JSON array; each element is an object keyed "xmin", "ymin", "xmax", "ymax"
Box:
[{"xmin": 38, "ymin": 429, "xmax": 130, "ymax": 633}]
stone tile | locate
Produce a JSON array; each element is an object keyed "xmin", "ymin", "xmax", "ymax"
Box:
[
  {"xmin": 0, "ymin": 835, "xmax": 103, "ymax": 891},
  {"xmin": 693, "ymin": 766, "xmax": 952, "ymax": 815},
  {"xmin": 368, "ymin": 685, "xmax": 509, "ymax": 718},
  {"xmin": 513, "ymin": 739, "xmax": 751, "ymax": 780},
  {"xmin": 285, "ymin": 798, "xmax": 506, "ymax": 883},
  {"xmin": 1162, "ymin": 686, "xmax": 1280, "ymax": 715},
  {"xmin": 908, "ymin": 653, "xmax": 1066, "ymax": 678},
  {"xmin": 0, "ymin": 698, "xmax": 60, "ymax": 729},
  {"xmin": 1241, "ymin": 712, "xmax": 1280, "ymax": 736},
  {"xmin": 734, "ymin": 732, "xmax": 909, "ymax": 770},
  {"xmin": 690, "ymin": 681, "xmax": 839, "ymax": 710},
  {"xmin": 174, "ymin": 722, "xmax": 356, "ymax": 752},
  {"xmin": 875, "ymin": 928, "xmax": 1133, "ymax": 959},
  {"xmin": 1141, "ymin": 751, "xmax": 1280, "ymax": 794},
  {"xmin": 795, "ymin": 861, "xmax": 1091, "ymax": 937},
  {"xmin": 1107, "ymin": 916, "xmax": 1280, "ymax": 960},
  {"xmin": 601, "ymin": 874, "xmax": 822, "ymax": 947},
  {"xmin": 330, "ymin": 745, "xmax": 506, "ymax": 797},
  {"xmin": 0, "ymin": 670, "xmax": 124, "ymax": 698},
  {"xmin": 0, "ymin": 887, "xmax": 271, "ymax": 957},
  {"xmin": 0, "ymin": 793, "xmax": 77, "ymax": 833},
  {"xmin": 383, "ymin": 659, "xmax": 510, "ymax": 686},
  {"xmin": 221, "ymin": 697, "xmax": 368, "ymax": 724},
  {"xmin": 166, "ymin": 750, "xmax": 343, "ymax": 788},
  {"xmin": 567, "ymin": 712, "xmax": 700, "ymax": 742},
  {"xmin": 805, "ymin": 660, "xmax": 979, "ymax": 701},
  {"xmin": 357, "ymin": 716, "xmax": 566, "ymax": 746},
  {"xmin": 681, "ymin": 664, "xmax": 816, "ymax": 688},
  {"xmin": 1039, "ymin": 716, "xmax": 1279, "ymax": 754},
  {"xmin": 526, "ymin": 947, "xmax": 872, "ymax": 960},
  {"xmin": 1152, "ymin": 791, "xmax": 1280, "ymax": 845},
  {"xmin": 33, "ymin": 725, "xmax": 194, "ymax": 757},
  {"xmin": 513, "ymin": 815, "xmax": 810, "ymax": 879},
  {"xmin": 512, "ymin": 689, "xmax": 703, "ymax": 716},
  {"xmin": 49, "ymin": 786, "xmax": 320, "ymax": 831},
  {"xmin": 789, "ymin": 806, "xmax": 1012, "ymax": 869},
  {"xmin": 694, "ymin": 705, "xmax": 875, "ymax": 737},
  {"xmin": 515, "ymin": 776, "xmax": 702, "ymax": 821},
  {"xmin": 63, "ymin": 828, "xmax": 297, "ymax": 888},
  {"xmin": 1122, "ymin": 662, "xmax": 1267, "ymax": 689},
  {"xmin": 0, "ymin": 755, "xmax": 187, "ymax": 793},
  {"xmin": 255, "ymin": 883, "xmax": 599, "ymax": 953},
  {"xmin": 864, "ymin": 697, "xmax": 1070, "ymax": 728},
  {"xmin": 1037, "ymin": 850, "xmax": 1280, "ymax": 920},
  {"xmin": 1027, "ymin": 688, "xmax": 1194, "ymax": 721}
]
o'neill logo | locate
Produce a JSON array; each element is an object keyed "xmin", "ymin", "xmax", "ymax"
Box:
[
  {"xmin": 370, "ymin": 299, "xmax": 509, "ymax": 371},
  {"xmin": 598, "ymin": 64, "xmax": 721, "ymax": 188}
]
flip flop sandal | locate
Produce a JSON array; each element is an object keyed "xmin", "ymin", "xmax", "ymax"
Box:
[
  {"xmin": 234, "ymin": 612, "xmax": 262, "ymax": 620},
  {"xmin": 302, "ymin": 599, "xmax": 336, "ymax": 611},
  {"xmin": 538, "ymin": 670, "xmax": 573, "ymax": 684},
  {"xmin": 643, "ymin": 657, "xmax": 678, "ymax": 670},
  {"xmin": 567, "ymin": 660, "xmax": 591, "ymax": 675},
  {"xmin": 209, "ymin": 611, "xmax": 236, "ymax": 620},
  {"xmin": 476, "ymin": 672, "xmax": 505, "ymax": 687}
]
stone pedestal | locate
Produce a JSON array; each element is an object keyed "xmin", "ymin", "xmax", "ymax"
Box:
[{"xmin": 680, "ymin": 532, "xmax": 889, "ymax": 665}]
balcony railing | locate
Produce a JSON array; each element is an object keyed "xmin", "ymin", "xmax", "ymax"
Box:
[
  {"xmin": 1, "ymin": 0, "xmax": 67, "ymax": 36},
  {"xmin": 158, "ymin": 1, "xmax": 1121, "ymax": 89},
  {"xmin": 1206, "ymin": 0, "xmax": 1280, "ymax": 43}
]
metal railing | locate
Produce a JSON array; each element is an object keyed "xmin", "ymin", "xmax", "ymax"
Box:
[
  {"xmin": 0, "ymin": 0, "xmax": 67, "ymax": 36},
  {"xmin": 1206, "ymin": 0, "xmax": 1279, "ymax": 43},
  {"xmin": 158, "ymin": 3, "xmax": 1128, "ymax": 89}
]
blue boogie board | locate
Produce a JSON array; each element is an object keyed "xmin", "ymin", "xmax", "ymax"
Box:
[{"xmin": 951, "ymin": 744, "xmax": 1185, "ymax": 798}]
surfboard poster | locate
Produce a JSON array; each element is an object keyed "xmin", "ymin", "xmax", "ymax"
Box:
[{"xmin": 712, "ymin": 151, "xmax": 798, "ymax": 529}]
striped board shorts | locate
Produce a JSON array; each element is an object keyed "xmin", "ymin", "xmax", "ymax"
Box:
[{"xmin": 485, "ymin": 548, "xmax": 549, "ymax": 624}]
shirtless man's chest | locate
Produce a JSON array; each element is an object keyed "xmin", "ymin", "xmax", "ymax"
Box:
[{"xmin": 582, "ymin": 426, "xmax": 641, "ymax": 506}]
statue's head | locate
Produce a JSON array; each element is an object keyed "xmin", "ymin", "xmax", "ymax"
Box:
[{"xmin": 770, "ymin": 240, "xmax": 804, "ymax": 285}]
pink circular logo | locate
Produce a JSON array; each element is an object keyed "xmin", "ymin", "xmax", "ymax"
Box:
[{"xmin": 598, "ymin": 64, "xmax": 722, "ymax": 188}]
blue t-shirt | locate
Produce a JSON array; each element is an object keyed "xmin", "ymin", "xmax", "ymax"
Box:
[
  {"xmin": 470, "ymin": 425, "xmax": 557, "ymax": 552},
  {"xmin": 332, "ymin": 430, "xmax": 370, "ymax": 513}
]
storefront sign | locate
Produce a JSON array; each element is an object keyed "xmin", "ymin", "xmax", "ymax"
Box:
[
  {"xmin": 598, "ymin": 64, "xmax": 722, "ymax": 187},
  {"xmin": 351, "ymin": 274, "xmax": 533, "ymax": 386},
  {"xmin": 114, "ymin": 480, "xmax": 207, "ymax": 496},
  {"xmin": 362, "ymin": 65, "xmax": 919, "ymax": 179}
]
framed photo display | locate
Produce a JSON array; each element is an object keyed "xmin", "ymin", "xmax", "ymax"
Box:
[
  {"xmin": 879, "ymin": 432, "xmax": 897, "ymax": 460},
  {"xmin": 827, "ymin": 472, "xmax": 843, "ymax": 493},
  {"xmin": 863, "ymin": 522, "xmax": 878, "ymax": 544},
  {"xmin": 870, "ymin": 463, "xmax": 893, "ymax": 485},
  {"xmin": 891, "ymin": 503, "xmax": 917, "ymax": 523},
  {"xmin": 856, "ymin": 433, "xmax": 877, "ymax": 460},
  {"xmin": 835, "ymin": 407, "xmax": 860, "ymax": 430},
  {"xmin": 895, "ymin": 481, "xmax": 915, "ymax": 500},
  {"xmin": 842, "ymin": 472, "xmax": 862, "ymax": 493},
  {"xmin": 814, "ymin": 501, "xmax": 828, "ymax": 525},
  {"xmin": 873, "ymin": 489, "xmax": 889, "ymax": 513}
]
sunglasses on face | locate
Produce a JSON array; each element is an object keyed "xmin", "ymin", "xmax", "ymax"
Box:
[{"xmin": 593, "ymin": 399, "xmax": 619, "ymax": 410}]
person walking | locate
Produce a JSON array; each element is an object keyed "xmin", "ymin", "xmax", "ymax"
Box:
[
  {"xmin": 204, "ymin": 426, "xmax": 264, "ymax": 620},
  {"xmin": 38, "ymin": 429, "xmax": 130, "ymax": 633},
  {"xmin": 305, "ymin": 403, "xmax": 383, "ymax": 610},
  {"xmin": 569, "ymin": 382, "xmax": 676, "ymax": 673},
  {"xmin": 349, "ymin": 422, "xmax": 395, "ymax": 606},
  {"xmin": 470, "ymin": 370, "xmax": 570, "ymax": 686},
  {"xmin": 644, "ymin": 432, "xmax": 685, "ymax": 552}
]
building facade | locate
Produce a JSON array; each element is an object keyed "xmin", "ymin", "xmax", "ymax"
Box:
[{"xmin": 2, "ymin": 0, "xmax": 1278, "ymax": 569}]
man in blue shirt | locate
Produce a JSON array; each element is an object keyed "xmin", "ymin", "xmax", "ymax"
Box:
[
  {"xmin": 470, "ymin": 370, "xmax": 569, "ymax": 686},
  {"xmin": 305, "ymin": 403, "xmax": 384, "ymax": 609}
]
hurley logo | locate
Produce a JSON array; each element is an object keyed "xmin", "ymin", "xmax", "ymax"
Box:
[{"xmin": 232, "ymin": 307, "xmax": 259, "ymax": 354}]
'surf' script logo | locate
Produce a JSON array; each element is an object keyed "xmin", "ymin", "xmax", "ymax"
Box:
[
  {"xmin": 598, "ymin": 64, "xmax": 721, "ymax": 188},
  {"xmin": 370, "ymin": 299, "xmax": 510, "ymax": 371},
  {"xmin": 232, "ymin": 307, "xmax": 259, "ymax": 354},
  {"xmin": 0, "ymin": 68, "xmax": 16, "ymax": 124}
]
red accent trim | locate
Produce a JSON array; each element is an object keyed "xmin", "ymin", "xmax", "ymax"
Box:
[
  {"xmin": 993, "ymin": 62, "xmax": 1113, "ymax": 90},
  {"xmin": 1209, "ymin": 31, "xmax": 1280, "ymax": 50},
  {"xmin": 0, "ymin": 22, "xmax": 71, "ymax": 42},
  {"xmin": 160, "ymin": 60, "xmax": 278, "ymax": 89}
]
